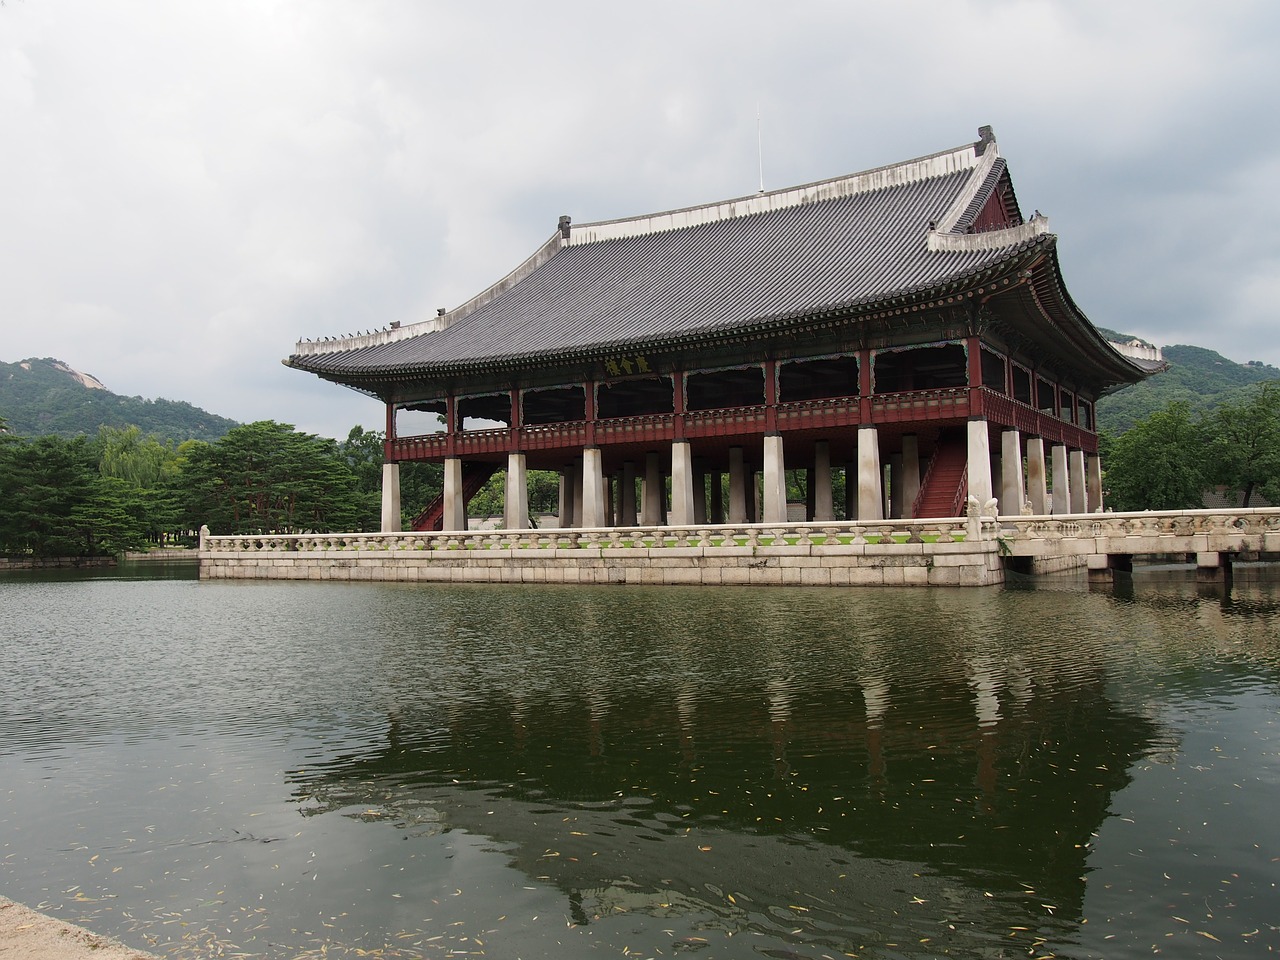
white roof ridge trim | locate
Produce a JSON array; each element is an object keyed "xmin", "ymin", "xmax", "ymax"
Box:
[
  {"xmin": 568, "ymin": 141, "xmax": 983, "ymax": 246},
  {"xmin": 927, "ymin": 213, "xmax": 1049, "ymax": 252},
  {"xmin": 290, "ymin": 231, "xmax": 569, "ymax": 358},
  {"xmin": 930, "ymin": 141, "xmax": 1002, "ymax": 235}
]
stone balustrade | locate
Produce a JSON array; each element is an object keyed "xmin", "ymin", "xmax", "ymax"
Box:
[
  {"xmin": 1000, "ymin": 507, "xmax": 1280, "ymax": 557},
  {"xmin": 197, "ymin": 508, "xmax": 1280, "ymax": 588},
  {"xmin": 203, "ymin": 515, "xmax": 997, "ymax": 555},
  {"xmin": 200, "ymin": 516, "xmax": 1005, "ymax": 587}
]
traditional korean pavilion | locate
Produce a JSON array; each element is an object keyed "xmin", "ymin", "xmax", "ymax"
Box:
[{"xmin": 286, "ymin": 126, "xmax": 1161, "ymax": 532}]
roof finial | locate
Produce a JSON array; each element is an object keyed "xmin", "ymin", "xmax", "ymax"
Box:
[
  {"xmin": 976, "ymin": 125, "xmax": 996, "ymax": 155},
  {"xmin": 558, "ymin": 215, "xmax": 572, "ymax": 240}
]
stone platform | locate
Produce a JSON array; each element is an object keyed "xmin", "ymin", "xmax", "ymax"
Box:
[{"xmin": 201, "ymin": 517, "xmax": 1005, "ymax": 588}]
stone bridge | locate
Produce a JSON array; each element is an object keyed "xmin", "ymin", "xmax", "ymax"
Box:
[{"xmin": 1000, "ymin": 506, "xmax": 1280, "ymax": 581}]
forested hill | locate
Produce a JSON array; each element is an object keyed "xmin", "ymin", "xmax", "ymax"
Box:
[
  {"xmin": 0, "ymin": 357, "xmax": 240, "ymax": 442},
  {"xmin": 1096, "ymin": 337, "xmax": 1280, "ymax": 435}
]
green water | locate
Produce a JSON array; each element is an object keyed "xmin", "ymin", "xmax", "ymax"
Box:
[{"xmin": 1, "ymin": 562, "xmax": 1277, "ymax": 958}]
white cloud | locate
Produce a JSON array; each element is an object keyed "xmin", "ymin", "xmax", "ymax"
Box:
[{"xmin": 3, "ymin": 0, "xmax": 1279, "ymax": 438}]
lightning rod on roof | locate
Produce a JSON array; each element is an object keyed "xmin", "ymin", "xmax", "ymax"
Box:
[{"xmin": 757, "ymin": 104, "xmax": 765, "ymax": 194}]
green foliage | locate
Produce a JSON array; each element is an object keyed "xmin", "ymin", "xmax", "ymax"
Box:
[
  {"xmin": 337, "ymin": 426, "xmax": 443, "ymax": 528},
  {"xmin": 172, "ymin": 421, "xmax": 369, "ymax": 534},
  {"xmin": 1202, "ymin": 383, "xmax": 1280, "ymax": 507},
  {"xmin": 1097, "ymin": 344, "xmax": 1280, "ymax": 434},
  {"xmin": 98, "ymin": 424, "xmax": 179, "ymax": 487},
  {"xmin": 1101, "ymin": 383, "xmax": 1280, "ymax": 510},
  {"xmin": 0, "ymin": 357, "xmax": 239, "ymax": 442},
  {"xmin": 463, "ymin": 468, "xmax": 567, "ymax": 519},
  {"xmin": 0, "ymin": 434, "xmax": 150, "ymax": 556},
  {"xmin": 1101, "ymin": 402, "xmax": 1207, "ymax": 511}
]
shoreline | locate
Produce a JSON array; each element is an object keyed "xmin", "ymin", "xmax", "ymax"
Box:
[{"xmin": 0, "ymin": 897, "xmax": 160, "ymax": 960}]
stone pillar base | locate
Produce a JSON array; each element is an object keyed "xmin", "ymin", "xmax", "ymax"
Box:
[{"xmin": 1196, "ymin": 551, "xmax": 1233, "ymax": 583}]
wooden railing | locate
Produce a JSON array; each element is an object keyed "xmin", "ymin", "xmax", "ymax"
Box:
[{"xmin": 386, "ymin": 386, "xmax": 1097, "ymax": 461}]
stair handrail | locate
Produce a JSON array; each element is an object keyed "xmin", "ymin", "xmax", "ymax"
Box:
[
  {"xmin": 950, "ymin": 465, "xmax": 970, "ymax": 518},
  {"xmin": 912, "ymin": 449, "xmax": 939, "ymax": 518}
]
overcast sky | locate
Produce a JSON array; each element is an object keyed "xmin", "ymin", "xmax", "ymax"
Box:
[{"xmin": 3, "ymin": 1, "xmax": 1278, "ymax": 439}]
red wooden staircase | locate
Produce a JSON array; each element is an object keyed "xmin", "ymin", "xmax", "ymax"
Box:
[
  {"xmin": 912, "ymin": 434, "xmax": 968, "ymax": 518},
  {"xmin": 411, "ymin": 461, "xmax": 500, "ymax": 531}
]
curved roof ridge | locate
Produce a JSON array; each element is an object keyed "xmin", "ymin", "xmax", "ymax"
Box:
[
  {"xmin": 567, "ymin": 138, "xmax": 987, "ymax": 246},
  {"xmin": 927, "ymin": 214, "xmax": 1050, "ymax": 252}
]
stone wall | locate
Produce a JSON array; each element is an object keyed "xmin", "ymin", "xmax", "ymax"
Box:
[
  {"xmin": 200, "ymin": 520, "xmax": 1006, "ymax": 588},
  {"xmin": 0, "ymin": 556, "xmax": 116, "ymax": 571}
]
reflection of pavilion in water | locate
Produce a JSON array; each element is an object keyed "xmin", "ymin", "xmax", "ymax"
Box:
[{"xmin": 290, "ymin": 633, "xmax": 1164, "ymax": 950}]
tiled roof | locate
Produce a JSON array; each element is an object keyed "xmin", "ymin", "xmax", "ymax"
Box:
[{"xmin": 284, "ymin": 129, "xmax": 1101, "ymax": 383}]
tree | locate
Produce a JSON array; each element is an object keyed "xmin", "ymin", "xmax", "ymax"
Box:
[
  {"xmin": 97, "ymin": 424, "xmax": 178, "ymax": 488},
  {"xmin": 172, "ymin": 421, "xmax": 367, "ymax": 534},
  {"xmin": 1202, "ymin": 382, "xmax": 1280, "ymax": 507},
  {"xmin": 0, "ymin": 435, "xmax": 108, "ymax": 560},
  {"xmin": 1101, "ymin": 402, "xmax": 1207, "ymax": 511}
]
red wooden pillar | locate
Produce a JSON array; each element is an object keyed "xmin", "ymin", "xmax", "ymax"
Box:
[
  {"xmin": 858, "ymin": 348, "xmax": 873, "ymax": 422},
  {"xmin": 445, "ymin": 395, "xmax": 457, "ymax": 458},
  {"xmin": 384, "ymin": 402, "xmax": 396, "ymax": 461},
  {"xmin": 764, "ymin": 360, "xmax": 778, "ymax": 433},
  {"xmin": 510, "ymin": 388, "xmax": 521, "ymax": 454},
  {"xmin": 583, "ymin": 380, "xmax": 597, "ymax": 446},
  {"xmin": 673, "ymin": 371, "xmax": 686, "ymax": 441},
  {"xmin": 966, "ymin": 335, "xmax": 985, "ymax": 417}
]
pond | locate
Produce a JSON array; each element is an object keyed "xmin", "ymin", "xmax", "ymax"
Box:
[{"xmin": 1, "ymin": 561, "xmax": 1277, "ymax": 958}]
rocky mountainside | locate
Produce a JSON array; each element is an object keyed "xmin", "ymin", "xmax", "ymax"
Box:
[{"xmin": 0, "ymin": 357, "xmax": 239, "ymax": 442}]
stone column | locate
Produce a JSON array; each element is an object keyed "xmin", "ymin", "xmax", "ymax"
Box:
[
  {"xmin": 900, "ymin": 435, "xmax": 921, "ymax": 518},
  {"xmin": 1069, "ymin": 449, "xmax": 1087, "ymax": 514},
  {"xmin": 857, "ymin": 426, "xmax": 883, "ymax": 521},
  {"xmin": 380, "ymin": 462, "xmax": 401, "ymax": 532},
  {"xmin": 728, "ymin": 446, "xmax": 748, "ymax": 524},
  {"xmin": 762, "ymin": 434, "xmax": 788, "ymax": 523},
  {"xmin": 442, "ymin": 457, "xmax": 465, "ymax": 531},
  {"xmin": 504, "ymin": 452, "xmax": 529, "ymax": 530},
  {"xmin": 557, "ymin": 472, "xmax": 570, "ymax": 528},
  {"xmin": 888, "ymin": 453, "xmax": 904, "ymax": 519},
  {"xmin": 693, "ymin": 464, "xmax": 708, "ymax": 524},
  {"xmin": 1196, "ymin": 551, "xmax": 1232, "ymax": 584},
  {"xmin": 620, "ymin": 461, "xmax": 638, "ymax": 526},
  {"xmin": 967, "ymin": 419, "xmax": 993, "ymax": 508},
  {"xmin": 643, "ymin": 451, "xmax": 664, "ymax": 526},
  {"xmin": 581, "ymin": 447, "xmax": 606, "ymax": 528},
  {"xmin": 1087, "ymin": 454, "xmax": 1104, "ymax": 513},
  {"xmin": 670, "ymin": 441, "xmax": 696, "ymax": 526},
  {"xmin": 812, "ymin": 441, "xmax": 835, "ymax": 522},
  {"xmin": 1026, "ymin": 438, "xmax": 1048, "ymax": 515},
  {"xmin": 1000, "ymin": 429, "xmax": 1024, "ymax": 517},
  {"xmin": 571, "ymin": 458, "xmax": 585, "ymax": 528},
  {"xmin": 1050, "ymin": 444, "xmax": 1070, "ymax": 516}
]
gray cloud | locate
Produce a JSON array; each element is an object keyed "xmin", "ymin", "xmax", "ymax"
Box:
[{"xmin": 4, "ymin": 0, "xmax": 1278, "ymax": 438}]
